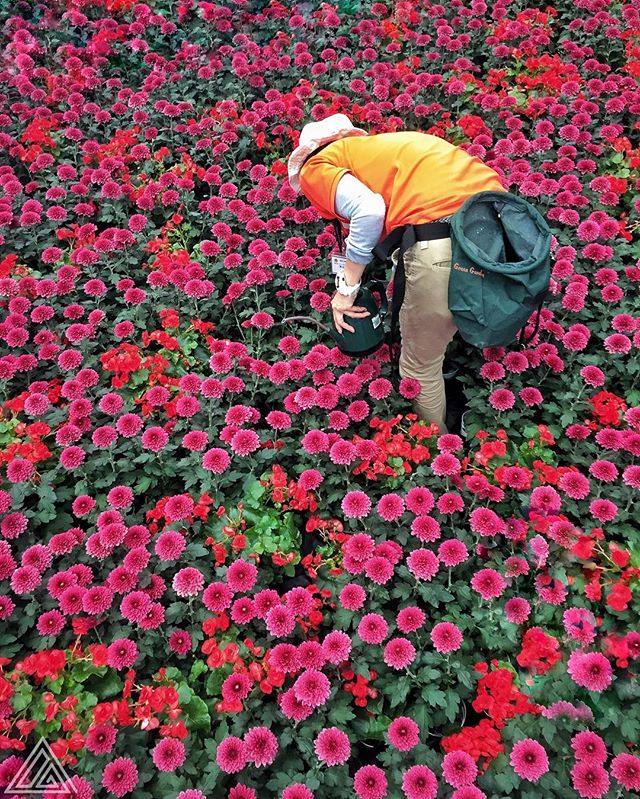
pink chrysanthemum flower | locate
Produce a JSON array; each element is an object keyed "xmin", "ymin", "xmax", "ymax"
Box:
[
  {"xmin": 431, "ymin": 622, "xmax": 463, "ymax": 653},
  {"xmin": 221, "ymin": 673, "xmax": 252, "ymax": 705},
  {"xmin": 172, "ymin": 567, "xmax": 204, "ymax": 597},
  {"xmin": 399, "ymin": 378, "xmax": 421, "ymax": 399},
  {"xmin": 329, "ymin": 439, "xmax": 357, "ymax": 465},
  {"xmin": 314, "ymin": 727, "xmax": 351, "ymax": 766},
  {"xmin": 164, "ymin": 494, "xmax": 194, "ymax": 522},
  {"xmin": 431, "ymin": 452, "xmax": 461, "ymax": 476},
  {"xmin": 228, "ymin": 786, "xmax": 255, "ymax": 799},
  {"xmin": 244, "ymin": 726, "xmax": 278, "ymax": 767},
  {"xmin": 284, "ymin": 587, "xmax": 313, "ymax": 617},
  {"xmin": 437, "ymin": 492, "xmax": 465, "ymax": 514},
  {"xmin": 438, "ymin": 539, "xmax": 468, "ymax": 567},
  {"xmin": 369, "ymin": 378, "xmax": 393, "ymax": 399},
  {"xmin": 387, "ymin": 716, "xmax": 420, "ymax": 752},
  {"xmin": 442, "ymin": 750, "xmax": 478, "ymax": 787},
  {"xmin": 107, "ymin": 638, "xmax": 138, "ymax": 670},
  {"xmin": 383, "ymin": 637, "xmax": 416, "ymax": 670},
  {"xmin": 278, "ymin": 687, "xmax": 314, "ymax": 722},
  {"xmin": 152, "ymin": 738, "xmax": 186, "ymax": 772},
  {"xmin": 203, "ymin": 582, "xmax": 233, "ymax": 612},
  {"xmin": 571, "ymin": 731, "xmax": 607, "ymax": 763},
  {"xmin": 519, "ymin": 387, "xmax": 543, "ymax": 406},
  {"xmin": 563, "ymin": 608, "xmax": 596, "ymax": 645},
  {"xmin": 293, "ymin": 669, "xmax": 331, "ymax": 709},
  {"xmin": 469, "ymin": 507, "xmax": 505, "ymax": 537},
  {"xmin": 297, "ymin": 641, "xmax": 325, "ymax": 670},
  {"xmin": 298, "ymin": 469, "xmax": 323, "ymax": 491},
  {"xmin": 60, "ymin": 446, "xmax": 86, "ymax": 470},
  {"xmin": 450, "ymin": 788, "xmax": 487, "ymax": 799},
  {"xmin": 354, "ymin": 764, "xmax": 388, "ymax": 799},
  {"xmin": 339, "ymin": 583, "xmax": 366, "ymax": 611},
  {"xmin": 322, "ymin": 631, "xmax": 351, "ymax": 665},
  {"xmin": 282, "ymin": 786, "xmax": 314, "ymax": 799},
  {"xmin": 567, "ymin": 651, "xmax": 613, "ymax": 692},
  {"xmin": 357, "ymin": 613, "xmax": 388, "ymax": 645},
  {"xmin": 580, "ymin": 365, "xmax": 605, "ymax": 387},
  {"xmin": 588, "ymin": 460, "xmax": 618, "ymax": 482},
  {"xmin": 169, "ymin": 629, "xmax": 192, "ymax": 655},
  {"xmin": 470, "ymin": 568, "xmax": 507, "ymax": 600},
  {"xmin": 611, "ymin": 753, "xmax": 640, "ymax": 792},
  {"xmin": 202, "ymin": 447, "xmax": 231, "ymax": 473},
  {"xmin": 155, "ymin": 531, "xmax": 186, "ymax": 561},
  {"xmin": 227, "ymin": 560, "xmax": 258, "ymax": 592},
  {"xmin": 406, "ymin": 549, "xmax": 439, "ymax": 581},
  {"xmin": 558, "ymin": 470, "xmax": 591, "ymax": 500},
  {"xmin": 86, "ymin": 724, "xmax": 117, "ymax": 755},
  {"xmin": 405, "ymin": 487, "xmax": 435, "ymax": 515},
  {"xmin": 570, "ymin": 761, "xmax": 610, "ymax": 798},
  {"xmin": 6, "ymin": 458, "xmax": 34, "ymax": 483},
  {"xmin": 341, "ymin": 491, "xmax": 372, "ymax": 519},
  {"xmin": 510, "ymin": 739, "xmax": 549, "ymax": 782},
  {"xmin": 365, "ymin": 556, "xmax": 394, "ymax": 585},
  {"xmin": 101, "ymin": 757, "xmax": 138, "ymax": 797},
  {"xmin": 489, "ymin": 388, "xmax": 515, "ymax": 410},
  {"xmin": 230, "ymin": 429, "xmax": 260, "ymax": 456},
  {"xmin": 622, "ymin": 465, "xmax": 640, "ymax": 489},
  {"xmin": 0, "ymin": 511, "xmax": 29, "ymax": 539},
  {"xmin": 265, "ymin": 605, "xmax": 295, "ymax": 637},
  {"xmin": 396, "ymin": 606, "xmax": 425, "ymax": 633},
  {"xmin": 216, "ymin": 737, "xmax": 247, "ymax": 774},
  {"xmin": 141, "ymin": 427, "xmax": 168, "ymax": 452},
  {"xmin": 251, "ymin": 589, "xmax": 279, "ymax": 620},
  {"xmin": 36, "ymin": 610, "xmax": 65, "ymax": 637},
  {"xmin": 301, "ymin": 430, "xmax": 329, "ymax": 454},
  {"xmin": 589, "ymin": 498, "xmax": 618, "ymax": 522},
  {"xmin": 505, "ymin": 597, "xmax": 531, "ymax": 624},
  {"xmin": 345, "ymin": 533, "xmax": 375, "ymax": 563},
  {"xmin": 530, "ymin": 485, "xmax": 561, "ymax": 514},
  {"xmin": 401, "ymin": 764, "xmax": 438, "ymax": 799},
  {"xmin": 410, "ymin": 515, "xmax": 441, "ymax": 542}
]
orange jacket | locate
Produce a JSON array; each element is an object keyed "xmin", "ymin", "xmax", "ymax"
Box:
[{"xmin": 299, "ymin": 131, "xmax": 506, "ymax": 238}]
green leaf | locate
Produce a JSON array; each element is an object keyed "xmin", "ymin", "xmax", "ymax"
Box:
[
  {"xmin": 12, "ymin": 683, "xmax": 33, "ymax": 712},
  {"xmin": 329, "ymin": 703, "xmax": 355, "ymax": 726},
  {"xmin": 184, "ymin": 695, "xmax": 211, "ymax": 730},
  {"xmin": 93, "ymin": 671, "xmax": 123, "ymax": 700},
  {"xmin": 136, "ymin": 475, "xmax": 153, "ymax": 493}
]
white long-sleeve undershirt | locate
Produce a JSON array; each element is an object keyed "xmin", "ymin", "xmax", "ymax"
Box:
[{"xmin": 334, "ymin": 173, "xmax": 386, "ymax": 265}]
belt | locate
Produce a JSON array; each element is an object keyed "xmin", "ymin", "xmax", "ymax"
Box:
[{"xmin": 413, "ymin": 220, "xmax": 451, "ymax": 241}]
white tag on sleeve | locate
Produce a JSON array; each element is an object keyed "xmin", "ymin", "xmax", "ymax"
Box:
[{"xmin": 331, "ymin": 254, "xmax": 347, "ymax": 274}]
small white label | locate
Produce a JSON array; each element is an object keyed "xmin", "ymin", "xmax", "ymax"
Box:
[
  {"xmin": 371, "ymin": 314, "xmax": 381, "ymax": 329},
  {"xmin": 331, "ymin": 254, "xmax": 347, "ymax": 274},
  {"xmin": 419, "ymin": 240, "xmax": 430, "ymax": 250}
]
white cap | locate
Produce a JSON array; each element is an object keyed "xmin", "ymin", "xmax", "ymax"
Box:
[{"xmin": 287, "ymin": 113, "xmax": 367, "ymax": 193}]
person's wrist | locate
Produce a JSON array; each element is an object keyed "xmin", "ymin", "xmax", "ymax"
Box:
[
  {"xmin": 344, "ymin": 261, "xmax": 366, "ymax": 285},
  {"xmin": 335, "ymin": 269, "xmax": 361, "ymax": 296}
]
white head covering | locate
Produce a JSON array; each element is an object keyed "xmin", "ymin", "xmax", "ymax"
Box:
[{"xmin": 287, "ymin": 113, "xmax": 367, "ymax": 193}]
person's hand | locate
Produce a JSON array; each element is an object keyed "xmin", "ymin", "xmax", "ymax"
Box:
[{"xmin": 331, "ymin": 292, "xmax": 370, "ymax": 335}]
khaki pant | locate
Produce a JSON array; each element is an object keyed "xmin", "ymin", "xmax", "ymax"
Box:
[{"xmin": 395, "ymin": 237, "xmax": 457, "ymax": 433}]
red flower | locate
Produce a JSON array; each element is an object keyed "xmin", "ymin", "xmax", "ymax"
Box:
[
  {"xmin": 516, "ymin": 628, "xmax": 562, "ymax": 674},
  {"xmin": 607, "ymin": 582, "xmax": 632, "ymax": 612}
]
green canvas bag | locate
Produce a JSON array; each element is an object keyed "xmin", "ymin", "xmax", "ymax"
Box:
[{"xmin": 448, "ymin": 191, "xmax": 552, "ymax": 349}]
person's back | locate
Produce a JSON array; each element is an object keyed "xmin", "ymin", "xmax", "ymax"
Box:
[{"xmin": 299, "ymin": 131, "xmax": 505, "ymax": 236}]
